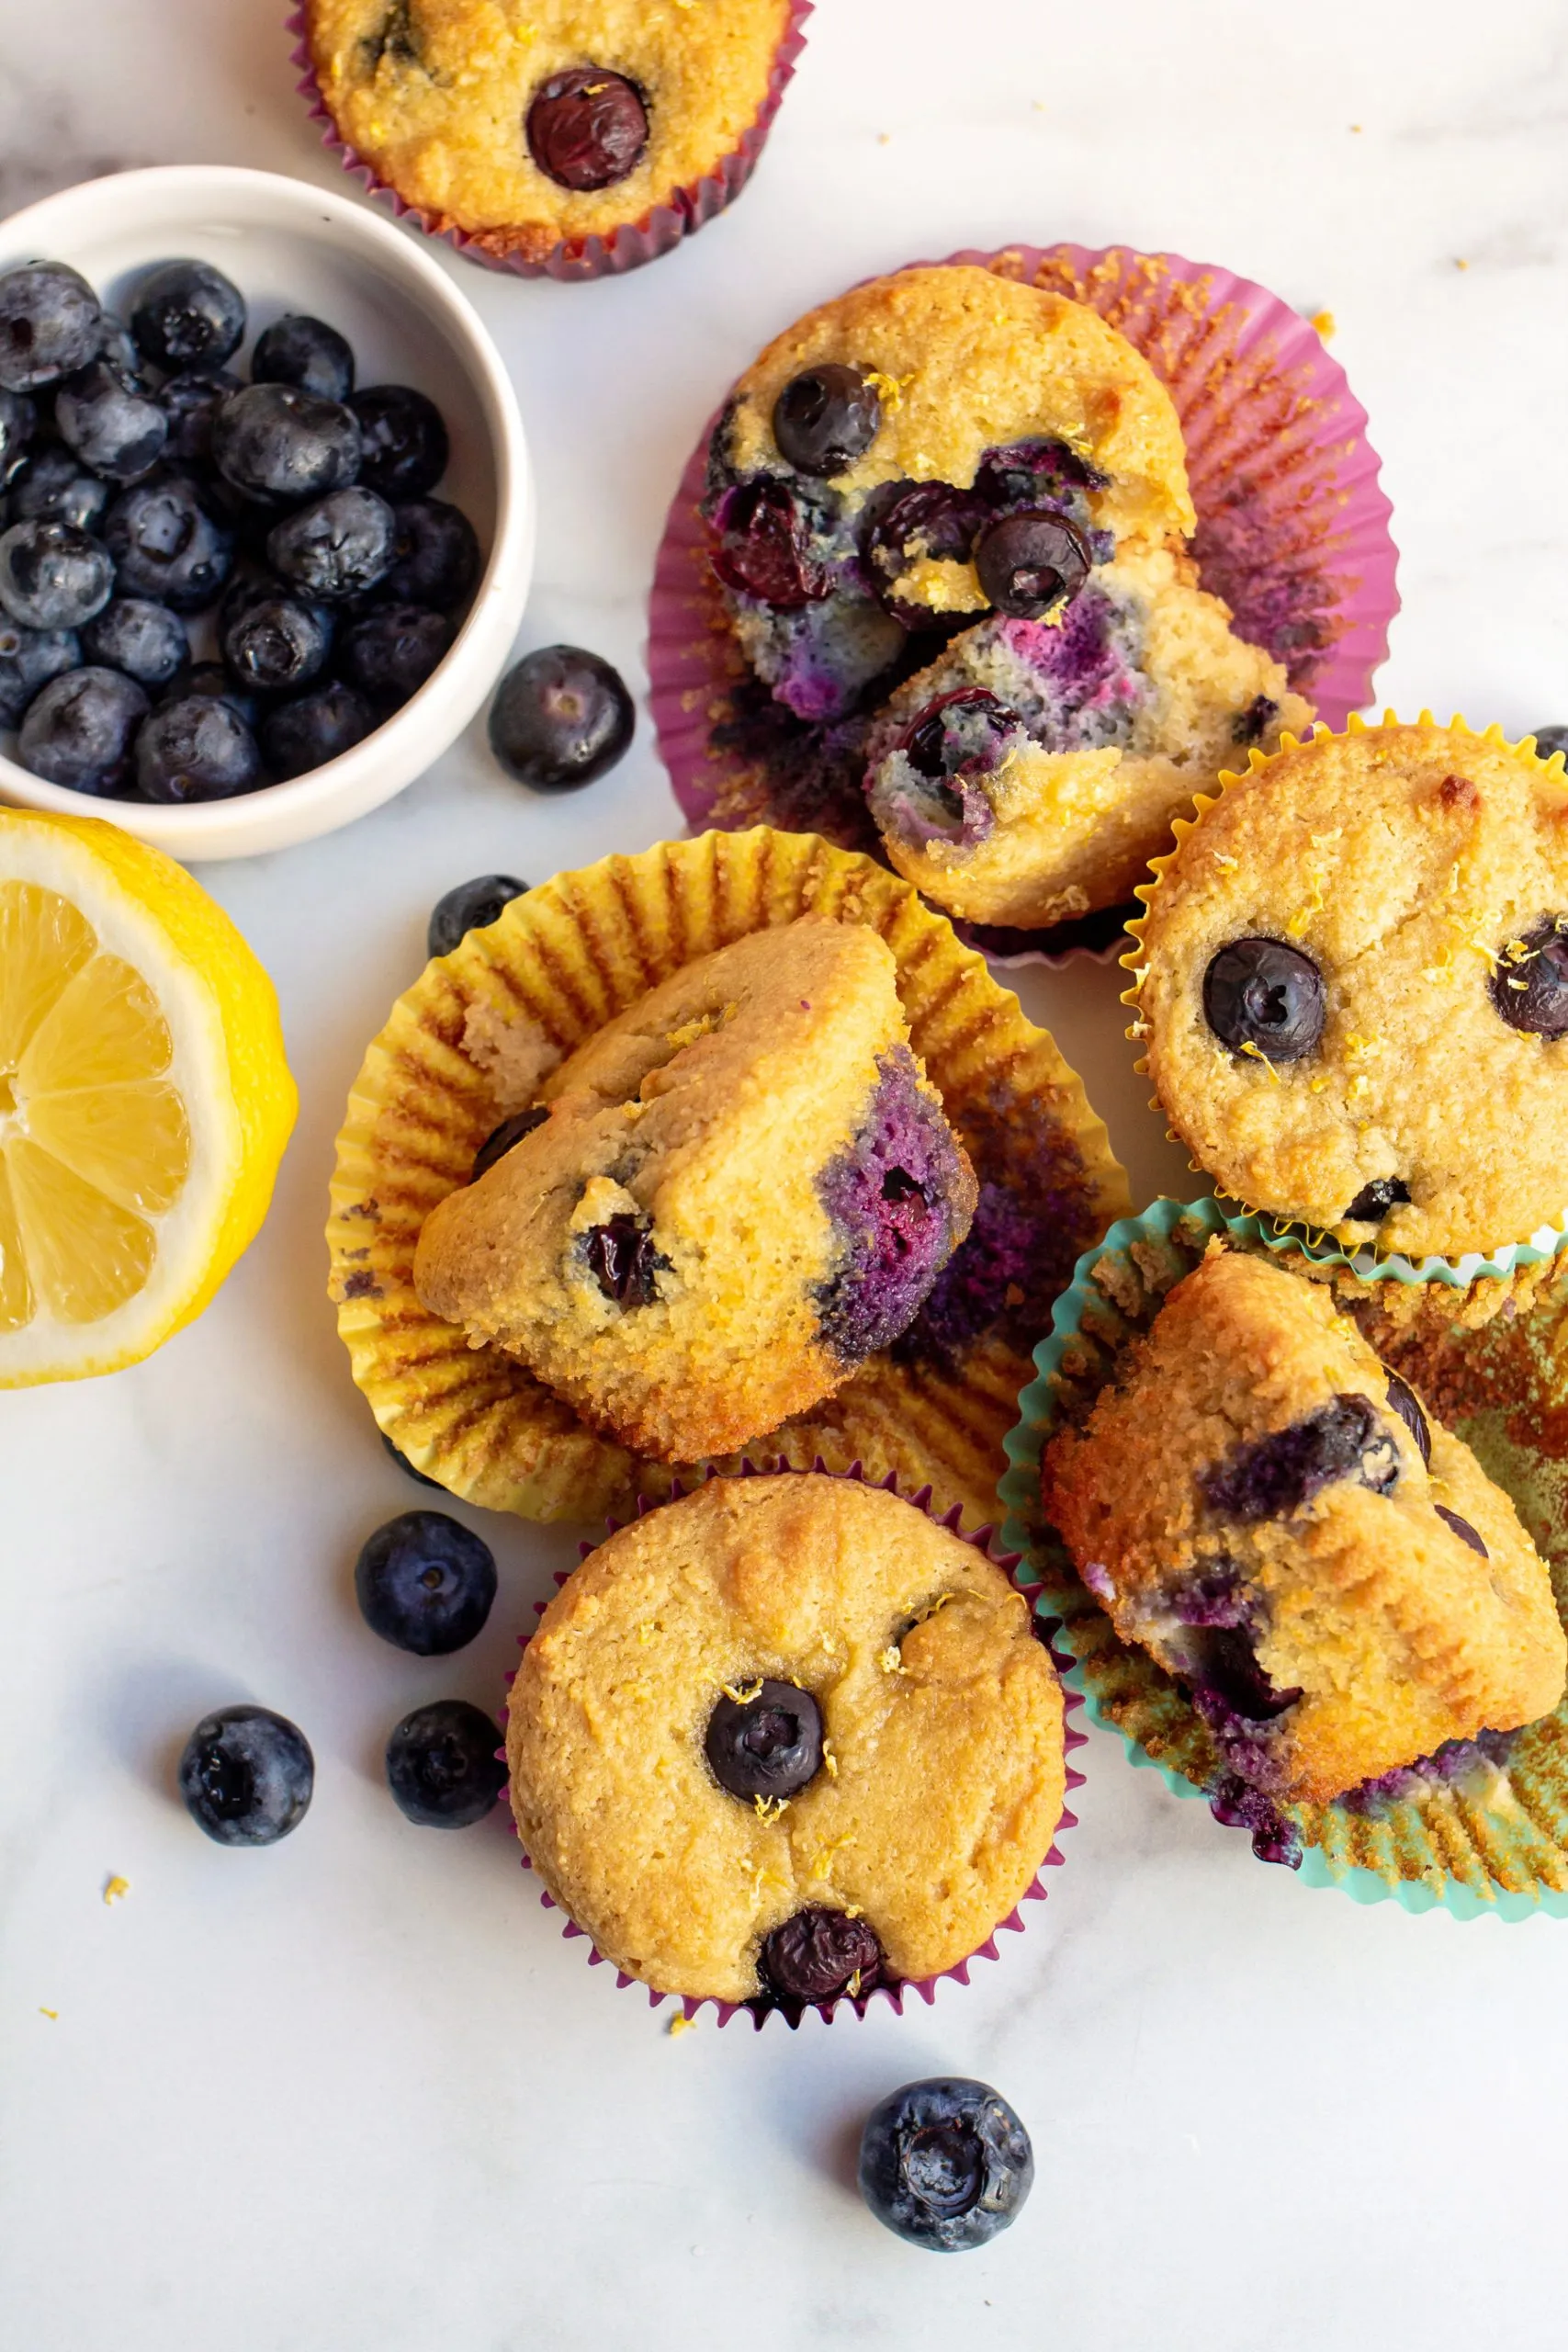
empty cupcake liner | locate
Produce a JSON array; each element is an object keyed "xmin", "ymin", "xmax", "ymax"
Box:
[
  {"xmin": 1122, "ymin": 713, "xmax": 1568, "ymax": 1282},
  {"xmin": 501, "ymin": 1459, "xmax": 1087, "ymax": 2028},
  {"xmin": 288, "ymin": 0, "xmax": 811, "ymax": 281},
  {"xmin": 327, "ymin": 825, "xmax": 1129, "ymax": 1527},
  {"xmin": 999, "ymin": 1193, "xmax": 1568, "ymax": 1917},
  {"xmin": 648, "ymin": 240, "xmax": 1397, "ymax": 967}
]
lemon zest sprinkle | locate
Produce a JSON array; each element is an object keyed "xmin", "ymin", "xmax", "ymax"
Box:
[
  {"xmin": 721, "ymin": 1679, "xmax": 763, "ymax": 1705},
  {"xmin": 668, "ymin": 2014, "xmax": 696, "ymax": 2037},
  {"xmin": 103, "ymin": 1876, "xmax": 130, "ymax": 1906},
  {"xmin": 1239, "ymin": 1042, "xmax": 1281, "ymax": 1085}
]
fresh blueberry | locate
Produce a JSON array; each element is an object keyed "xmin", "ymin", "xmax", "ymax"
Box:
[
  {"xmin": 583, "ymin": 1214, "xmax": 665, "ymax": 1306},
  {"xmin": 136, "ymin": 694, "xmax": 262, "ymax": 802},
  {"xmin": 81, "ymin": 596, "xmax": 188, "ymax": 687},
  {"xmin": 130, "ymin": 259, "xmax": 246, "ymax": 372},
  {"xmin": 525, "ymin": 65, "xmax": 649, "ymax": 189},
  {"xmin": 427, "ymin": 872, "xmax": 528, "ymax": 957},
  {"xmin": 379, "ymin": 496, "xmax": 480, "ymax": 609},
  {"xmin": 709, "ymin": 479, "xmax": 829, "ymax": 609},
  {"xmin": 1203, "ymin": 936, "xmax": 1326, "ymax": 1062},
  {"xmin": 1343, "ymin": 1177, "xmax": 1411, "ymax": 1225},
  {"xmin": 17, "ymin": 665, "xmax": 149, "ymax": 793},
  {"xmin": 489, "ymin": 644, "xmax": 634, "ymax": 792},
  {"xmin": 380, "ymin": 1428, "xmax": 444, "ymax": 1487},
  {"xmin": 6, "ymin": 445, "xmax": 109, "ymax": 534},
  {"xmin": 1384, "ymin": 1371, "xmax": 1431, "ymax": 1466},
  {"xmin": 705, "ymin": 1679, "xmax": 823, "ymax": 1801},
  {"xmin": 259, "ymin": 678, "xmax": 374, "ymax": 778},
  {"xmin": 266, "ymin": 486, "xmax": 397, "ymax": 602},
  {"xmin": 773, "ymin": 364, "xmax": 882, "ymax": 477},
  {"xmin": 975, "ymin": 510, "xmax": 1090, "ymax": 619},
  {"xmin": 339, "ymin": 601, "xmax": 450, "ymax": 705},
  {"xmin": 178, "ymin": 1703, "xmax": 314, "ymax": 1847},
  {"xmin": 355, "ymin": 1510, "xmax": 497, "ymax": 1657},
  {"xmin": 167, "ymin": 661, "xmax": 258, "ymax": 724},
  {"xmin": 1488, "ymin": 916, "xmax": 1568, "ymax": 1039},
  {"xmin": 1202, "ymin": 1394, "xmax": 1400, "ymax": 1521},
  {"xmin": 1533, "ymin": 726, "xmax": 1568, "ymax": 762},
  {"xmin": 0, "ymin": 387, "xmax": 35, "ymax": 486},
  {"xmin": 760, "ymin": 1908, "xmax": 885, "ymax": 2007},
  {"xmin": 96, "ymin": 317, "xmax": 151, "ymax": 385},
  {"xmin": 53, "ymin": 356, "xmax": 168, "ymax": 483},
  {"xmin": 211, "ymin": 382, "xmax": 361, "ymax": 503},
  {"xmin": 0, "ymin": 261, "xmax": 103, "ymax": 392},
  {"xmin": 218, "ymin": 575, "xmax": 333, "ymax": 695},
  {"xmin": 385, "ymin": 1699, "xmax": 507, "ymax": 1827},
  {"xmin": 159, "ymin": 368, "xmax": 243, "ymax": 465},
  {"xmin": 1435, "ymin": 1504, "xmax": 1488, "ymax": 1557},
  {"xmin": 103, "ymin": 474, "xmax": 234, "ymax": 611},
  {"xmin": 859, "ymin": 2078, "xmax": 1033, "ymax": 2252},
  {"xmin": 0, "ymin": 519, "xmax": 113, "ymax": 630},
  {"xmin": 469, "ymin": 1107, "xmax": 547, "ymax": 1182},
  {"xmin": 252, "ymin": 313, "xmax": 355, "ymax": 402},
  {"xmin": 0, "ymin": 620, "xmax": 78, "ymax": 726},
  {"xmin": 350, "ymin": 384, "xmax": 448, "ymax": 501}
]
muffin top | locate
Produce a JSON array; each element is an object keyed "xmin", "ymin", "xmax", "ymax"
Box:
[
  {"xmin": 507, "ymin": 1473, "xmax": 1066, "ymax": 2006},
  {"xmin": 1133, "ymin": 720, "xmax": 1568, "ymax": 1255},
  {"xmin": 1043, "ymin": 1250, "xmax": 1565, "ymax": 1805},
  {"xmin": 412, "ymin": 915, "xmax": 976, "ymax": 1461},
  {"xmin": 307, "ymin": 0, "xmax": 794, "ymax": 256}
]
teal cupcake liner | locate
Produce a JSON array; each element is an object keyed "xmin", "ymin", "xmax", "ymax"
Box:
[
  {"xmin": 999, "ymin": 1195, "xmax": 1568, "ymax": 1919},
  {"xmin": 1217, "ymin": 1201, "xmax": 1568, "ymax": 1290}
]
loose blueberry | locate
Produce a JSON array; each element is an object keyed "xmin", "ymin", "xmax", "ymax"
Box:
[
  {"xmin": 380, "ymin": 1428, "xmax": 444, "ymax": 1487},
  {"xmin": 7, "ymin": 445, "xmax": 109, "ymax": 534},
  {"xmin": 1533, "ymin": 726, "xmax": 1568, "ymax": 762},
  {"xmin": 0, "ymin": 518, "xmax": 113, "ymax": 630},
  {"xmin": 0, "ymin": 387, "xmax": 35, "ymax": 485},
  {"xmin": 1436, "ymin": 1504, "xmax": 1488, "ymax": 1558},
  {"xmin": 427, "ymin": 872, "xmax": 529, "ymax": 957},
  {"xmin": 0, "ymin": 620, "xmax": 78, "ymax": 726},
  {"xmin": 1384, "ymin": 1371, "xmax": 1432, "ymax": 1466},
  {"xmin": 1344, "ymin": 1177, "xmax": 1411, "ymax": 1225},
  {"xmin": 584, "ymin": 1213, "xmax": 664, "ymax": 1306},
  {"xmin": 0, "ymin": 262, "xmax": 103, "ymax": 392},
  {"xmin": 130, "ymin": 259, "xmax": 246, "ymax": 372},
  {"xmin": 259, "ymin": 678, "xmax": 374, "ymax": 778},
  {"xmin": 469, "ymin": 1106, "xmax": 547, "ymax": 1182},
  {"xmin": 136, "ymin": 695, "xmax": 262, "ymax": 803},
  {"xmin": 252, "ymin": 314, "xmax": 355, "ymax": 402},
  {"xmin": 168, "ymin": 661, "xmax": 257, "ymax": 724},
  {"xmin": 211, "ymin": 382, "xmax": 361, "ymax": 503},
  {"xmin": 1202, "ymin": 936, "xmax": 1326, "ymax": 1063},
  {"xmin": 355, "ymin": 1510, "xmax": 497, "ymax": 1657},
  {"xmin": 19, "ymin": 670, "xmax": 149, "ymax": 797},
  {"xmin": 81, "ymin": 596, "xmax": 188, "ymax": 687},
  {"xmin": 974, "ymin": 509, "xmax": 1090, "ymax": 619},
  {"xmin": 488, "ymin": 644, "xmax": 634, "ymax": 791},
  {"xmin": 178, "ymin": 1703, "xmax": 313, "ymax": 1847},
  {"xmin": 266, "ymin": 485, "xmax": 397, "ymax": 602},
  {"xmin": 525, "ymin": 65, "xmax": 649, "ymax": 190},
  {"xmin": 53, "ymin": 356, "xmax": 168, "ymax": 483},
  {"xmin": 705, "ymin": 1679, "xmax": 823, "ymax": 1802},
  {"xmin": 710, "ymin": 479, "xmax": 829, "ymax": 609},
  {"xmin": 103, "ymin": 474, "xmax": 234, "ymax": 611},
  {"xmin": 1202, "ymin": 1394, "xmax": 1400, "ymax": 1521},
  {"xmin": 159, "ymin": 368, "xmax": 243, "ymax": 465},
  {"xmin": 350, "ymin": 384, "xmax": 449, "ymax": 502},
  {"xmin": 219, "ymin": 577, "xmax": 333, "ymax": 695},
  {"xmin": 385, "ymin": 1699, "xmax": 507, "ymax": 1827},
  {"xmin": 773, "ymin": 364, "xmax": 882, "ymax": 477},
  {"xmin": 339, "ymin": 601, "xmax": 451, "ymax": 706},
  {"xmin": 859, "ymin": 2079, "xmax": 1033, "ymax": 2253},
  {"xmin": 1488, "ymin": 916, "xmax": 1568, "ymax": 1039},
  {"xmin": 760, "ymin": 1907, "xmax": 884, "ymax": 2007},
  {"xmin": 1233, "ymin": 692, "xmax": 1280, "ymax": 746},
  {"xmin": 379, "ymin": 497, "xmax": 480, "ymax": 609}
]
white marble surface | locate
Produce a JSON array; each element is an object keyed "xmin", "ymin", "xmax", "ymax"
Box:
[{"xmin": 3, "ymin": 3, "xmax": 1568, "ymax": 2346}]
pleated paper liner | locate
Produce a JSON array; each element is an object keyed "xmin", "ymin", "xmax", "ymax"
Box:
[
  {"xmin": 999, "ymin": 1194, "xmax": 1568, "ymax": 1917},
  {"xmin": 288, "ymin": 0, "xmax": 812, "ymax": 282},
  {"xmin": 327, "ymin": 826, "xmax": 1129, "ymax": 1526},
  {"xmin": 1121, "ymin": 714, "xmax": 1568, "ymax": 1283},
  {"xmin": 647, "ymin": 240, "xmax": 1398, "ymax": 967},
  {"xmin": 502, "ymin": 1461, "xmax": 1087, "ymax": 2029}
]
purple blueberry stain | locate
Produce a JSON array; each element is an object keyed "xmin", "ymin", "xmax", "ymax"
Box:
[
  {"xmin": 814, "ymin": 1046, "xmax": 971, "ymax": 1363},
  {"xmin": 1201, "ymin": 1395, "xmax": 1400, "ymax": 1521}
]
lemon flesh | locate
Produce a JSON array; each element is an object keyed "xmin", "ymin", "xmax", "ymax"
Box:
[{"xmin": 0, "ymin": 813, "xmax": 296, "ymax": 1385}]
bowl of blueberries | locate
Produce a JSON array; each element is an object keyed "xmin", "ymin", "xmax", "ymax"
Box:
[{"xmin": 0, "ymin": 164, "xmax": 533, "ymax": 858}]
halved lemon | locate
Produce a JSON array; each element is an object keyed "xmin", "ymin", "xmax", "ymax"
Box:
[{"xmin": 0, "ymin": 809, "xmax": 296, "ymax": 1385}]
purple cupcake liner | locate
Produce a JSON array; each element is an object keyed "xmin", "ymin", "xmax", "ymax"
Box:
[
  {"xmin": 288, "ymin": 0, "xmax": 811, "ymax": 282},
  {"xmin": 502, "ymin": 1457, "xmax": 1086, "ymax": 2030},
  {"xmin": 648, "ymin": 242, "xmax": 1398, "ymax": 967}
]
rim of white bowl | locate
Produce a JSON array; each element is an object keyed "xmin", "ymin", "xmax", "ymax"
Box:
[{"xmin": 0, "ymin": 164, "xmax": 533, "ymax": 861}]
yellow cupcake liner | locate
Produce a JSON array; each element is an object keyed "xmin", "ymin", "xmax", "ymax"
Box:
[
  {"xmin": 1120, "ymin": 711, "xmax": 1568, "ymax": 1280},
  {"xmin": 328, "ymin": 827, "xmax": 1129, "ymax": 1523}
]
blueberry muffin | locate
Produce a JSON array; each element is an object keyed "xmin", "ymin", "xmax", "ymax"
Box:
[
  {"xmin": 412, "ymin": 915, "xmax": 976, "ymax": 1462},
  {"xmin": 305, "ymin": 0, "xmax": 795, "ymax": 266},
  {"xmin": 1043, "ymin": 1250, "xmax": 1565, "ymax": 1806},
  {"xmin": 863, "ymin": 541, "xmax": 1311, "ymax": 929},
  {"xmin": 704, "ymin": 265, "xmax": 1195, "ymax": 728},
  {"xmin": 507, "ymin": 1473, "xmax": 1067, "ymax": 2008},
  {"xmin": 1132, "ymin": 718, "xmax": 1568, "ymax": 1255}
]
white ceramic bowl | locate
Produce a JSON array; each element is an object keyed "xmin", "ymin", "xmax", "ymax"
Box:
[{"xmin": 0, "ymin": 165, "xmax": 532, "ymax": 860}]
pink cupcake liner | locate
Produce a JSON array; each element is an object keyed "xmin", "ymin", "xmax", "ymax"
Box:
[
  {"xmin": 648, "ymin": 242, "xmax": 1398, "ymax": 967},
  {"xmin": 500, "ymin": 1458, "xmax": 1086, "ymax": 2030},
  {"xmin": 288, "ymin": 1, "xmax": 811, "ymax": 282}
]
